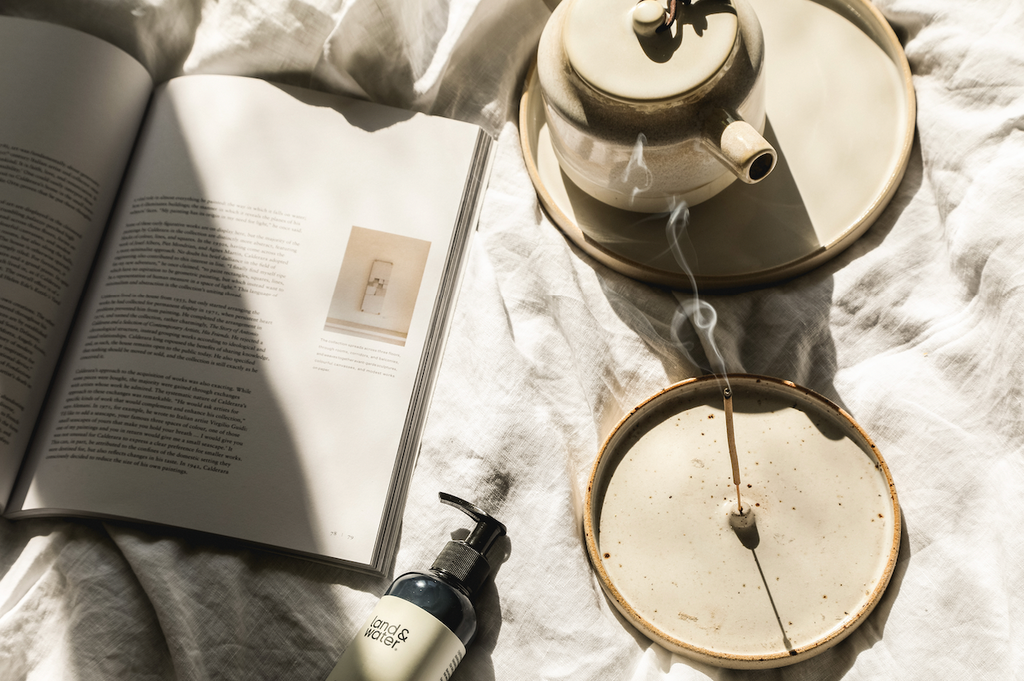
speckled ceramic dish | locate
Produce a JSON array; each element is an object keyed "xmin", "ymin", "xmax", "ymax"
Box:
[{"xmin": 583, "ymin": 375, "xmax": 900, "ymax": 668}]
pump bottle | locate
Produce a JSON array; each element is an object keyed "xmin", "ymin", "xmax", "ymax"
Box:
[{"xmin": 325, "ymin": 493, "xmax": 507, "ymax": 681}]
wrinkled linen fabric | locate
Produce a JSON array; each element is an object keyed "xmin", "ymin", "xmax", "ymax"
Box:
[{"xmin": 0, "ymin": 0, "xmax": 1022, "ymax": 678}]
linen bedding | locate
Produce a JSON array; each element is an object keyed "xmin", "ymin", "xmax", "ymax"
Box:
[{"xmin": 0, "ymin": 0, "xmax": 1021, "ymax": 678}]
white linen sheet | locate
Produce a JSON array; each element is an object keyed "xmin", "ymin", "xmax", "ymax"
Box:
[{"xmin": 1, "ymin": 0, "xmax": 1022, "ymax": 678}]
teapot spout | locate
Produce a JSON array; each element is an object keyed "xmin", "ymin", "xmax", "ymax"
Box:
[{"xmin": 704, "ymin": 110, "xmax": 777, "ymax": 184}]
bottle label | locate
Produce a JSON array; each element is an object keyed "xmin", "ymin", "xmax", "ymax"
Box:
[{"xmin": 325, "ymin": 595, "xmax": 467, "ymax": 681}]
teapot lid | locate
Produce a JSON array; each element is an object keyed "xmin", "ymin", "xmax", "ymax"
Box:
[{"xmin": 563, "ymin": 0, "xmax": 738, "ymax": 102}]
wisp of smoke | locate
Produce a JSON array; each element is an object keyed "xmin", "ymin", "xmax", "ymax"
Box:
[
  {"xmin": 611, "ymin": 133, "xmax": 731, "ymax": 381},
  {"xmin": 663, "ymin": 201, "xmax": 729, "ymax": 379},
  {"xmin": 621, "ymin": 133, "xmax": 653, "ymax": 205}
]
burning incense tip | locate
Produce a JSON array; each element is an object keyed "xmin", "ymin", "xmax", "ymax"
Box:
[{"xmin": 723, "ymin": 387, "xmax": 742, "ymax": 512}]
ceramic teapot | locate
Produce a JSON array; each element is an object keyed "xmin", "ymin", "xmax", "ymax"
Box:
[{"xmin": 537, "ymin": 0, "xmax": 776, "ymax": 213}]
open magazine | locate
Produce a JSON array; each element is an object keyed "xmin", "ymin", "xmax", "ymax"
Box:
[{"xmin": 0, "ymin": 16, "xmax": 492, "ymax": 573}]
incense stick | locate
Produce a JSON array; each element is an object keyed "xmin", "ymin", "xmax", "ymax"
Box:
[{"xmin": 723, "ymin": 387, "xmax": 742, "ymax": 512}]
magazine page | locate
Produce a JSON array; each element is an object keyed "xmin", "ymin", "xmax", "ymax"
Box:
[
  {"xmin": 6, "ymin": 75, "xmax": 485, "ymax": 568},
  {"xmin": 0, "ymin": 17, "xmax": 152, "ymax": 508}
]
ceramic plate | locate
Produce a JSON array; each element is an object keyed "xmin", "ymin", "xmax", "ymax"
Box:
[
  {"xmin": 520, "ymin": 0, "xmax": 916, "ymax": 290},
  {"xmin": 583, "ymin": 375, "xmax": 901, "ymax": 668}
]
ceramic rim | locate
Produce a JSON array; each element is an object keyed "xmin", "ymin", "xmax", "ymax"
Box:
[
  {"xmin": 519, "ymin": 0, "xmax": 917, "ymax": 291},
  {"xmin": 582, "ymin": 374, "xmax": 901, "ymax": 668}
]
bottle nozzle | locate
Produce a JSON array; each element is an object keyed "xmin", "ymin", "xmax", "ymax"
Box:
[
  {"xmin": 432, "ymin": 493, "xmax": 507, "ymax": 599},
  {"xmin": 439, "ymin": 492, "xmax": 507, "ymax": 555}
]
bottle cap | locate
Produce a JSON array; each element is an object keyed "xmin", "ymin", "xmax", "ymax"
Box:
[{"xmin": 430, "ymin": 493, "xmax": 507, "ymax": 599}]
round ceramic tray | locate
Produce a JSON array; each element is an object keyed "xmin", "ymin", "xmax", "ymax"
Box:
[
  {"xmin": 520, "ymin": 0, "xmax": 916, "ymax": 290},
  {"xmin": 583, "ymin": 375, "xmax": 900, "ymax": 668}
]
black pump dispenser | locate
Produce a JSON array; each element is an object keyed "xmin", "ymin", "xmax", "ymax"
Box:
[
  {"xmin": 430, "ymin": 492, "xmax": 507, "ymax": 599},
  {"xmin": 325, "ymin": 492, "xmax": 508, "ymax": 681}
]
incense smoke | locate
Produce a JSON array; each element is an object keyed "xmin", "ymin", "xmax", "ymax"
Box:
[
  {"xmin": 621, "ymin": 133, "xmax": 653, "ymax": 205},
  {"xmin": 663, "ymin": 201, "xmax": 729, "ymax": 380},
  {"xmin": 620, "ymin": 133, "xmax": 730, "ymax": 379}
]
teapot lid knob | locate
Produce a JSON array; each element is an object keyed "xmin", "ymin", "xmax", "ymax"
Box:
[
  {"xmin": 564, "ymin": 0, "xmax": 739, "ymax": 102},
  {"xmin": 632, "ymin": 0, "xmax": 666, "ymax": 36}
]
